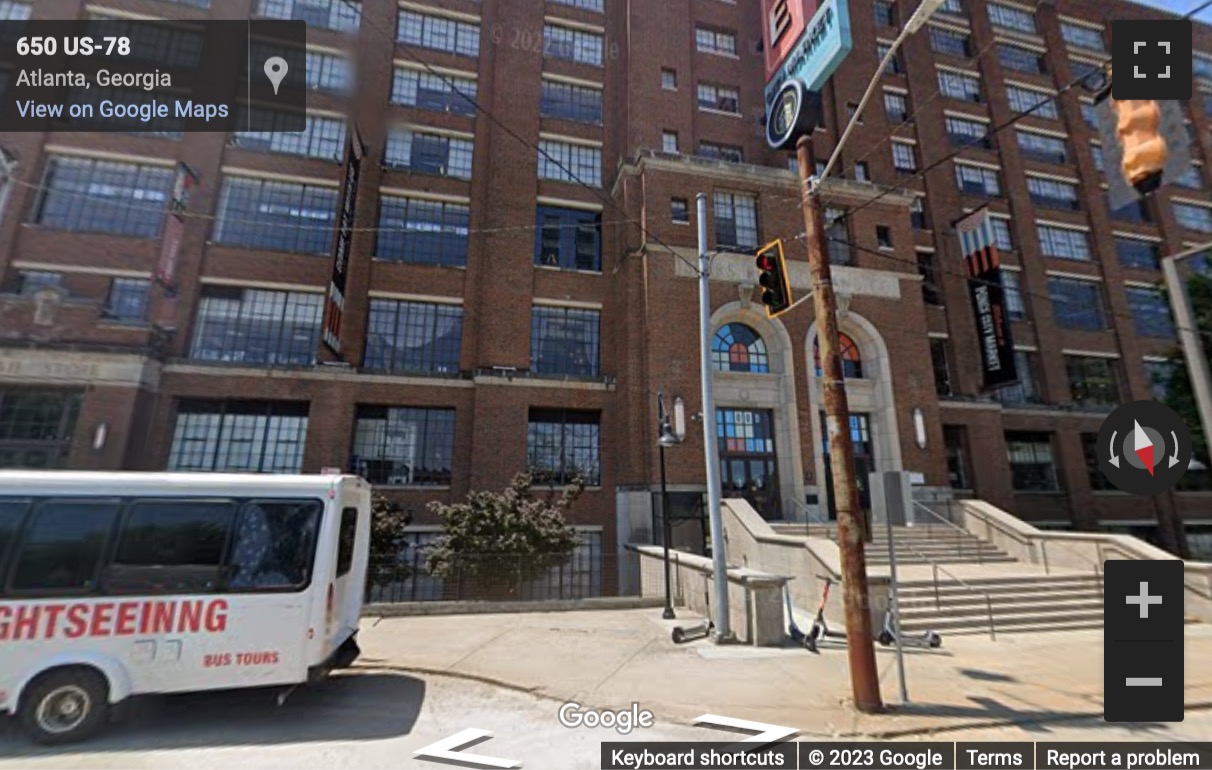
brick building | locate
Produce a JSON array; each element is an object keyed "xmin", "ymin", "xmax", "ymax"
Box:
[{"xmin": 1, "ymin": 0, "xmax": 1211, "ymax": 576}]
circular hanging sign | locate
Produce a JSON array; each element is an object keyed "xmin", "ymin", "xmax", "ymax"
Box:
[{"xmin": 766, "ymin": 79, "xmax": 817, "ymax": 151}]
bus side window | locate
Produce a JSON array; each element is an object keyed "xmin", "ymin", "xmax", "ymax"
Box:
[
  {"xmin": 103, "ymin": 499, "xmax": 237, "ymax": 595},
  {"xmin": 228, "ymin": 500, "xmax": 322, "ymax": 592},
  {"xmin": 336, "ymin": 507, "xmax": 358, "ymax": 577},
  {"xmin": 9, "ymin": 499, "xmax": 121, "ymax": 595},
  {"xmin": 0, "ymin": 498, "xmax": 31, "ymax": 594}
]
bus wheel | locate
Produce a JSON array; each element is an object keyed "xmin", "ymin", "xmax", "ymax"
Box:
[{"xmin": 19, "ymin": 668, "xmax": 110, "ymax": 745}]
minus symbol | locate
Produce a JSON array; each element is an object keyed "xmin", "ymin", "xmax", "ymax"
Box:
[{"xmin": 1126, "ymin": 678, "xmax": 1164, "ymax": 687}]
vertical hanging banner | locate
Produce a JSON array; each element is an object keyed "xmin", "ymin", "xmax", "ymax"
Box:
[
  {"xmin": 323, "ymin": 125, "xmax": 363, "ymax": 357},
  {"xmin": 155, "ymin": 162, "xmax": 200, "ymax": 289},
  {"xmin": 956, "ymin": 208, "xmax": 1017, "ymax": 390}
]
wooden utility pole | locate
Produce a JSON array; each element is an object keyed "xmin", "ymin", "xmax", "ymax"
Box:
[{"xmin": 795, "ymin": 135, "xmax": 883, "ymax": 713}]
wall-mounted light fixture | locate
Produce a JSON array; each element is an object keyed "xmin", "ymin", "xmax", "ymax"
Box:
[
  {"xmin": 912, "ymin": 408, "xmax": 927, "ymax": 449},
  {"xmin": 673, "ymin": 396, "xmax": 687, "ymax": 441}
]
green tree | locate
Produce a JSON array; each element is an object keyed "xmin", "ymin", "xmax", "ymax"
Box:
[
  {"xmin": 366, "ymin": 493, "xmax": 413, "ymax": 597},
  {"xmin": 425, "ymin": 471, "xmax": 583, "ymax": 597}
]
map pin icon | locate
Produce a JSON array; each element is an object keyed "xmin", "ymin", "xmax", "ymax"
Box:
[{"xmin": 264, "ymin": 56, "xmax": 288, "ymax": 95}]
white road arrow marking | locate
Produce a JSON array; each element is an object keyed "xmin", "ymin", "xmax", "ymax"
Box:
[
  {"xmin": 414, "ymin": 729, "xmax": 521, "ymax": 769},
  {"xmin": 694, "ymin": 713, "xmax": 799, "ymax": 752}
]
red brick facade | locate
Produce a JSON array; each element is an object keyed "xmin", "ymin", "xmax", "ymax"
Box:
[{"xmin": 1, "ymin": 0, "xmax": 1210, "ymax": 559}]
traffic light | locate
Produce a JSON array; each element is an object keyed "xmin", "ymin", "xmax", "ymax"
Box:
[
  {"xmin": 755, "ymin": 240, "xmax": 793, "ymax": 318},
  {"xmin": 1114, "ymin": 99, "xmax": 1168, "ymax": 194}
]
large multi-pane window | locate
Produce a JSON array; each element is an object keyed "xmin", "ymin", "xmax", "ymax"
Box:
[
  {"xmin": 1066, "ymin": 356, "xmax": 1121, "ymax": 408},
  {"xmin": 1126, "ymin": 286, "xmax": 1175, "ymax": 338},
  {"xmin": 168, "ymin": 400, "xmax": 309, "ymax": 473},
  {"xmin": 892, "ymin": 142, "xmax": 917, "ymax": 172},
  {"xmin": 190, "ymin": 286, "xmax": 322, "ymax": 366},
  {"xmin": 1174, "ymin": 202, "xmax": 1212, "ymax": 233},
  {"xmin": 998, "ymin": 44, "xmax": 1046, "ymax": 75},
  {"xmin": 929, "ymin": 26, "xmax": 970, "ymax": 57},
  {"xmin": 695, "ymin": 27, "xmax": 737, "ymax": 56},
  {"xmin": 0, "ymin": 1, "xmax": 31, "ymax": 19},
  {"xmin": 1109, "ymin": 196, "xmax": 1152, "ymax": 223},
  {"xmin": 714, "ymin": 192, "xmax": 759, "ymax": 252},
  {"xmin": 256, "ymin": 0, "xmax": 359, "ymax": 31},
  {"xmin": 998, "ymin": 350, "xmax": 1040, "ymax": 404},
  {"xmin": 987, "ymin": 2, "xmax": 1035, "ymax": 33},
  {"xmin": 1196, "ymin": 53, "xmax": 1212, "ymax": 81},
  {"xmin": 990, "ymin": 217, "xmax": 1014, "ymax": 250},
  {"xmin": 1005, "ymin": 84, "xmax": 1058, "ymax": 119},
  {"xmin": 697, "ymin": 83, "xmax": 740, "ymax": 113},
  {"xmin": 874, "ymin": 0, "xmax": 897, "ymax": 27},
  {"xmin": 1145, "ymin": 359, "xmax": 1181, "ymax": 402},
  {"xmin": 1049, "ymin": 276, "xmax": 1105, "ymax": 331},
  {"xmin": 5, "ymin": 270, "xmax": 62, "ymax": 297},
  {"xmin": 85, "ymin": 14, "xmax": 203, "ymax": 68},
  {"xmin": 1061, "ymin": 22, "xmax": 1105, "ymax": 52},
  {"xmin": 397, "ymin": 10, "xmax": 479, "ymax": 56},
  {"xmin": 306, "ymin": 50, "xmax": 352, "ymax": 94},
  {"xmin": 1090, "ymin": 142, "xmax": 1106, "ymax": 173},
  {"xmin": 352, "ymin": 406, "xmax": 455, "ymax": 486},
  {"xmin": 1016, "ymin": 130, "xmax": 1068, "ymax": 163},
  {"xmin": 945, "ymin": 114, "xmax": 990, "ymax": 148},
  {"xmin": 1001, "ymin": 270, "xmax": 1026, "ymax": 320},
  {"xmin": 0, "ymin": 390, "xmax": 81, "ymax": 469},
  {"xmin": 1080, "ymin": 433, "xmax": 1114, "ymax": 491},
  {"xmin": 938, "ymin": 69, "xmax": 982, "ymax": 101},
  {"xmin": 391, "ymin": 67, "xmax": 477, "ymax": 116},
  {"xmin": 535, "ymin": 206, "xmax": 601, "ymax": 271},
  {"xmin": 699, "ymin": 142, "xmax": 744, "ymax": 163},
  {"xmin": 527, "ymin": 409, "xmax": 601, "ymax": 486},
  {"xmin": 232, "ymin": 113, "xmax": 346, "ymax": 161},
  {"xmin": 1006, "ymin": 432, "xmax": 1059, "ymax": 492},
  {"xmin": 1037, "ymin": 225, "xmax": 1090, "ymax": 261},
  {"xmin": 955, "ymin": 163, "xmax": 1001, "ymax": 195},
  {"xmin": 713, "ymin": 324, "xmax": 770, "ymax": 373},
  {"xmin": 540, "ymin": 79, "xmax": 603, "ymax": 124},
  {"xmin": 930, "ymin": 339, "xmax": 954, "ymax": 396},
  {"xmin": 377, "ymin": 195, "xmax": 470, "ymax": 267},
  {"xmin": 544, "ymin": 25, "xmax": 603, "ymax": 66},
  {"xmin": 363, "ymin": 299, "xmax": 463, "ymax": 374},
  {"xmin": 885, "ymin": 90, "xmax": 908, "ymax": 121},
  {"xmin": 214, "ymin": 177, "xmax": 337, "ymax": 254},
  {"xmin": 34, "ymin": 157, "xmax": 173, "ymax": 238},
  {"xmin": 531, "ymin": 306, "xmax": 601, "ymax": 377},
  {"xmin": 826, "ymin": 208, "xmax": 851, "ymax": 265},
  {"xmin": 383, "ymin": 127, "xmax": 474, "ymax": 179},
  {"xmin": 1026, "ymin": 176, "xmax": 1080, "ymax": 210},
  {"xmin": 878, "ymin": 41, "xmax": 903, "ymax": 74},
  {"xmin": 103, "ymin": 278, "xmax": 150, "ymax": 322},
  {"xmin": 1115, "ymin": 236, "xmax": 1161, "ymax": 270},
  {"xmin": 538, "ymin": 140, "xmax": 602, "ymax": 186}
]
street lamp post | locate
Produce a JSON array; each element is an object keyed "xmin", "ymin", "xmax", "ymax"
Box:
[{"xmin": 658, "ymin": 392, "xmax": 684, "ymax": 620}]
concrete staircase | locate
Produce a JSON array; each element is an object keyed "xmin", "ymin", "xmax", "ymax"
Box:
[
  {"xmin": 769, "ymin": 521, "xmax": 1017, "ymax": 566},
  {"xmin": 895, "ymin": 572, "xmax": 1105, "ymax": 636},
  {"xmin": 768, "ymin": 519, "xmax": 1106, "ymax": 636}
]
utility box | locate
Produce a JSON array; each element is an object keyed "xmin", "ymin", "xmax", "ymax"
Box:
[{"xmin": 870, "ymin": 471, "xmax": 913, "ymax": 527}]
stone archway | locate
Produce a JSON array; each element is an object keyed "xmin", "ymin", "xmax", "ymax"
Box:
[
  {"xmin": 806, "ymin": 312, "xmax": 903, "ymax": 520},
  {"xmin": 708, "ymin": 302, "xmax": 806, "ymax": 522}
]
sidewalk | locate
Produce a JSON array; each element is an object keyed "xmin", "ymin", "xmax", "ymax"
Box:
[{"xmin": 355, "ymin": 607, "xmax": 1212, "ymax": 738}]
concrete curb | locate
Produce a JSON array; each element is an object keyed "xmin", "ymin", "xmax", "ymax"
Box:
[
  {"xmin": 346, "ymin": 664, "xmax": 1212, "ymax": 739},
  {"xmin": 363, "ymin": 597, "xmax": 665, "ymax": 616}
]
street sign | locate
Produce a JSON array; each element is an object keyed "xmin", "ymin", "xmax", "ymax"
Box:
[
  {"xmin": 763, "ymin": 0, "xmax": 853, "ymax": 113},
  {"xmin": 766, "ymin": 79, "xmax": 822, "ymax": 150},
  {"xmin": 955, "ymin": 208, "xmax": 1018, "ymax": 391},
  {"xmin": 1098, "ymin": 97, "xmax": 1191, "ymax": 210}
]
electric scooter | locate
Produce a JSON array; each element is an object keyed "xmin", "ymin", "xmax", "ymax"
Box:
[
  {"xmin": 877, "ymin": 608, "xmax": 943, "ymax": 648},
  {"xmin": 804, "ymin": 575, "xmax": 848, "ymax": 653}
]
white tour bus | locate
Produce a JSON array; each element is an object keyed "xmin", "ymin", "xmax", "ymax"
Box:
[{"xmin": 0, "ymin": 471, "xmax": 371, "ymax": 744}]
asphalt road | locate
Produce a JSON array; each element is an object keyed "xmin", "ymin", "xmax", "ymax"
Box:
[{"xmin": 1, "ymin": 670, "xmax": 1208, "ymax": 769}]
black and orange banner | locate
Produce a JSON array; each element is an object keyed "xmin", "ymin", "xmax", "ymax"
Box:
[{"xmin": 956, "ymin": 208, "xmax": 1018, "ymax": 390}]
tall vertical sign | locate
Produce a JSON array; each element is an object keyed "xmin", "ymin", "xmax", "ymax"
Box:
[
  {"xmin": 155, "ymin": 162, "xmax": 199, "ymax": 290},
  {"xmin": 956, "ymin": 208, "xmax": 1017, "ymax": 390},
  {"xmin": 323, "ymin": 126, "xmax": 363, "ymax": 356}
]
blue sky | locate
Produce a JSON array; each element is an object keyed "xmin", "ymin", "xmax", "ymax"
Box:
[{"xmin": 1133, "ymin": 0, "xmax": 1212, "ymax": 22}]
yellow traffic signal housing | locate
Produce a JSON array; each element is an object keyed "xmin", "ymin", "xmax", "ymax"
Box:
[
  {"xmin": 754, "ymin": 240, "xmax": 793, "ymax": 318},
  {"xmin": 1114, "ymin": 99, "xmax": 1168, "ymax": 192}
]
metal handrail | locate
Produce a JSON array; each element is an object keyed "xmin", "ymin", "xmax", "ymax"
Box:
[
  {"xmin": 789, "ymin": 499, "xmax": 833, "ymax": 540},
  {"xmin": 888, "ymin": 533, "xmax": 997, "ymax": 641},
  {"xmin": 948, "ymin": 500, "xmax": 1104, "ymax": 595},
  {"xmin": 912, "ymin": 501, "xmax": 981, "ymax": 564}
]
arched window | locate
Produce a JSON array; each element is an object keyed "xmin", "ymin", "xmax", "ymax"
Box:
[
  {"xmin": 813, "ymin": 333, "xmax": 863, "ymax": 378},
  {"xmin": 712, "ymin": 323, "xmax": 770, "ymax": 373}
]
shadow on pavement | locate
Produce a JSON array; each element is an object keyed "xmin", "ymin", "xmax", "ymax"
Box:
[
  {"xmin": 0, "ymin": 671, "xmax": 424, "ymax": 757},
  {"xmin": 887, "ymin": 694, "xmax": 1171, "ymax": 735},
  {"xmin": 959, "ymin": 668, "xmax": 1018, "ymax": 683}
]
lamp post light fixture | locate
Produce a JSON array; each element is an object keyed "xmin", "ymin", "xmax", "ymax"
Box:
[{"xmin": 658, "ymin": 391, "xmax": 684, "ymax": 620}]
